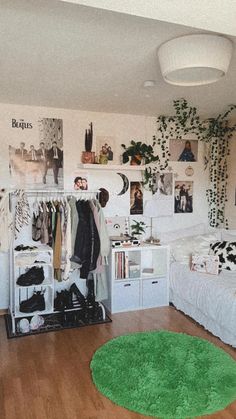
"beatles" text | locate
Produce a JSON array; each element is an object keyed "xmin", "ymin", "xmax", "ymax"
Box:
[{"xmin": 12, "ymin": 119, "xmax": 33, "ymax": 130}]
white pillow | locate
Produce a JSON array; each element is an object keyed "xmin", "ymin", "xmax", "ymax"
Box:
[
  {"xmin": 169, "ymin": 233, "xmax": 220, "ymax": 265},
  {"xmin": 161, "ymin": 223, "xmax": 206, "ymax": 244}
]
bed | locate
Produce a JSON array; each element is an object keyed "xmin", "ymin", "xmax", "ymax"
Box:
[
  {"xmin": 169, "ymin": 262, "xmax": 236, "ymax": 347},
  {"xmin": 160, "ymin": 224, "xmax": 236, "ymax": 348}
]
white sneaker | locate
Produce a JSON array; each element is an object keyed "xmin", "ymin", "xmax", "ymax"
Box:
[
  {"xmin": 30, "ymin": 314, "xmax": 44, "ymax": 330},
  {"xmin": 17, "ymin": 318, "xmax": 30, "ymax": 334}
]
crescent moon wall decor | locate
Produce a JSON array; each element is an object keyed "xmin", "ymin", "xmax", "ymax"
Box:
[{"xmin": 117, "ymin": 172, "xmax": 129, "ymax": 196}]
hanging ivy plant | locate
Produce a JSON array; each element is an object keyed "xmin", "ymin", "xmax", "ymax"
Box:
[{"xmin": 142, "ymin": 99, "xmax": 236, "ymax": 227}]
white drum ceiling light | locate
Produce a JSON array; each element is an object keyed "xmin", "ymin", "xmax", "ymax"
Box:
[{"xmin": 157, "ymin": 34, "xmax": 233, "ymax": 86}]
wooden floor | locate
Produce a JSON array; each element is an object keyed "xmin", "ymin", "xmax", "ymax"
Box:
[{"xmin": 0, "ymin": 306, "xmax": 235, "ymax": 419}]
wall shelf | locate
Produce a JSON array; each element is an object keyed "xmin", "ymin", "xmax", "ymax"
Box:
[{"xmin": 77, "ymin": 164, "xmax": 145, "ymax": 171}]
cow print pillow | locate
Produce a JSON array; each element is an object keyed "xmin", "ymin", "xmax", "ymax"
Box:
[{"xmin": 210, "ymin": 241, "xmax": 236, "ymax": 271}]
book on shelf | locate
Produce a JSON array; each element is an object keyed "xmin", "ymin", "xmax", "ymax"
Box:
[
  {"xmin": 115, "ymin": 251, "xmax": 127, "ymax": 279},
  {"xmin": 142, "ymin": 268, "xmax": 154, "ymax": 277}
]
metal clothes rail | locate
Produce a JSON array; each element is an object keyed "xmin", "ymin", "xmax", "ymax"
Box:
[{"xmin": 9, "ymin": 188, "xmax": 100, "ymax": 200}]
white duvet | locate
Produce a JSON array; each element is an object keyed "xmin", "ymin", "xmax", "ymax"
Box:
[{"xmin": 169, "ymin": 262, "xmax": 236, "ymax": 347}]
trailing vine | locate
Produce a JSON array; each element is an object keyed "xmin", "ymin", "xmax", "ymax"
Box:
[{"xmin": 143, "ymin": 99, "xmax": 236, "ymax": 227}]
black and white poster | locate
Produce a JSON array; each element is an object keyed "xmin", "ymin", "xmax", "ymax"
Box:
[{"xmin": 9, "ymin": 118, "xmax": 63, "ymax": 189}]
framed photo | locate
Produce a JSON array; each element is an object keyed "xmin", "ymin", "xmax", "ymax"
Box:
[
  {"xmin": 9, "ymin": 118, "xmax": 63, "ymax": 189},
  {"xmin": 191, "ymin": 255, "xmax": 219, "ymax": 275},
  {"xmin": 152, "ymin": 172, "xmax": 173, "ymax": 196},
  {"xmin": 130, "ymin": 181, "xmax": 143, "ymax": 215},
  {"xmin": 96, "ymin": 136, "xmax": 116, "ymax": 164},
  {"xmin": 169, "ymin": 139, "xmax": 198, "ymax": 162},
  {"xmin": 174, "ymin": 180, "xmax": 193, "ymax": 213},
  {"xmin": 73, "ymin": 171, "xmax": 88, "ymax": 190}
]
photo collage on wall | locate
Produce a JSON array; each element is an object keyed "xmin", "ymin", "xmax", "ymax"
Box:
[
  {"xmin": 146, "ymin": 138, "xmax": 198, "ymax": 216},
  {"xmin": 9, "ymin": 118, "xmax": 63, "ymax": 189}
]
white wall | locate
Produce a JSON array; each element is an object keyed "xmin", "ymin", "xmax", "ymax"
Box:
[{"xmin": 0, "ymin": 102, "xmax": 209, "ymax": 308}]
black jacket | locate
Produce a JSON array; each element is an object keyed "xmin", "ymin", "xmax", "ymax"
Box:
[{"xmin": 72, "ymin": 201, "xmax": 100, "ymax": 279}]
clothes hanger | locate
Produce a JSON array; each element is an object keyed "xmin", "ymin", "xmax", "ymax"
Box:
[
  {"xmin": 42, "ymin": 197, "xmax": 50, "ymax": 213},
  {"xmin": 37, "ymin": 197, "xmax": 44, "ymax": 213}
]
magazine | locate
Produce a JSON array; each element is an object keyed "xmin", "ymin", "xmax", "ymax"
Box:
[{"xmin": 191, "ymin": 254, "xmax": 219, "ymax": 275}]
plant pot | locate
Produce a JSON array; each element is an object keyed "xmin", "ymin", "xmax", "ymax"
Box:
[
  {"xmin": 130, "ymin": 154, "xmax": 142, "ymax": 165},
  {"xmin": 81, "ymin": 151, "xmax": 95, "ymax": 164}
]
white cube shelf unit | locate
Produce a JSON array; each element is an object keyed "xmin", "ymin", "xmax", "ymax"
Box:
[{"xmin": 104, "ymin": 244, "xmax": 170, "ymax": 314}]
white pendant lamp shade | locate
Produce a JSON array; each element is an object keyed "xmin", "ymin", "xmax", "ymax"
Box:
[{"xmin": 158, "ymin": 34, "xmax": 233, "ymax": 86}]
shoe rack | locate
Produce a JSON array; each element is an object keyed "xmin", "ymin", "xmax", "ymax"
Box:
[{"xmin": 9, "ymin": 245, "xmax": 54, "ymax": 333}]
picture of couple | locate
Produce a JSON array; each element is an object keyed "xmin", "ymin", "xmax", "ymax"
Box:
[{"xmin": 73, "ymin": 176, "xmax": 88, "ymax": 190}]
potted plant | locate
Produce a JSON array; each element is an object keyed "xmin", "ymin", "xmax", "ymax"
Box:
[
  {"xmin": 121, "ymin": 140, "xmax": 159, "ymax": 166},
  {"xmin": 130, "ymin": 220, "xmax": 147, "ymax": 239},
  {"xmin": 81, "ymin": 122, "xmax": 95, "ymax": 163}
]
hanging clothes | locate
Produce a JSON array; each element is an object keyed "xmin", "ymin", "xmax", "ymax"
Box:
[
  {"xmin": 53, "ymin": 204, "xmax": 62, "ymax": 281},
  {"xmin": 90, "ymin": 201, "xmax": 110, "ymax": 301},
  {"xmin": 30, "ymin": 194, "xmax": 105, "ymax": 282},
  {"xmin": 71, "ymin": 200, "xmax": 100, "ymax": 279},
  {"xmin": 0, "ymin": 191, "xmax": 13, "ymax": 252},
  {"xmin": 14, "ymin": 189, "xmax": 31, "ymax": 239},
  {"xmin": 62, "ymin": 199, "xmax": 72, "ymax": 280}
]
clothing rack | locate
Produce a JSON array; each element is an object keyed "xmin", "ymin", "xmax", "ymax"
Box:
[
  {"xmin": 10, "ymin": 188, "xmax": 100, "ymax": 200},
  {"xmin": 8, "ymin": 186, "xmax": 111, "ymax": 336}
]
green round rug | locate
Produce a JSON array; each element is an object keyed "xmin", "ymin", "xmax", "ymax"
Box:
[{"xmin": 90, "ymin": 330, "xmax": 236, "ymax": 418}]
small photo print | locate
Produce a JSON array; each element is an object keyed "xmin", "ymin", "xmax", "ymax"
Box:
[
  {"xmin": 73, "ymin": 171, "xmax": 88, "ymax": 190},
  {"xmin": 96, "ymin": 136, "xmax": 115, "ymax": 163},
  {"xmin": 191, "ymin": 255, "xmax": 219, "ymax": 275},
  {"xmin": 174, "ymin": 181, "xmax": 193, "ymax": 213},
  {"xmin": 152, "ymin": 173, "xmax": 173, "ymax": 196},
  {"xmin": 130, "ymin": 181, "xmax": 143, "ymax": 215},
  {"xmin": 169, "ymin": 139, "xmax": 198, "ymax": 162}
]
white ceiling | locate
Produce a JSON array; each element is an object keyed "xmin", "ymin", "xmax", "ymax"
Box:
[{"xmin": 1, "ymin": 0, "xmax": 236, "ymax": 117}]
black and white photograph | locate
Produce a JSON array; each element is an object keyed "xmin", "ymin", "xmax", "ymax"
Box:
[
  {"xmin": 174, "ymin": 181, "xmax": 193, "ymax": 213},
  {"xmin": 169, "ymin": 139, "xmax": 198, "ymax": 162},
  {"xmin": 9, "ymin": 118, "xmax": 63, "ymax": 189},
  {"xmin": 130, "ymin": 181, "xmax": 143, "ymax": 215},
  {"xmin": 152, "ymin": 173, "xmax": 173, "ymax": 196}
]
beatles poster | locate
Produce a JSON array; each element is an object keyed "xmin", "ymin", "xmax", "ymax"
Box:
[{"xmin": 9, "ymin": 118, "xmax": 63, "ymax": 189}]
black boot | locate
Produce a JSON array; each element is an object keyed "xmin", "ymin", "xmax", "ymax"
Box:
[
  {"xmin": 17, "ymin": 266, "xmax": 44, "ymax": 286},
  {"xmin": 54, "ymin": 291, "xmax": 64, "ymax": 311},
  {"xmin": 20, "ymin": 291, "xmax": 45, "ymax": 313},
  {"xmin": 86, "ymin": 279, "xmax": 96, "ymax": 321},
  {"xmin": 54, "ymin": 290, "xmax": 74, "ymax": 311},
  {"xmin": 63, "ymin": 290, "xmax": 74, "ymax": 309}
]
